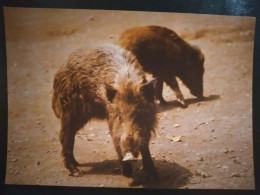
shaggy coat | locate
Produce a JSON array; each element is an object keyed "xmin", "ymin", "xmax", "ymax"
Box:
[
  {"xmin": 52, "ymin": 44, "xmax": 158, "ymax": 180},
  {"xmin": 119, "ymin": 25, "xmax": 205, "ymax": 105}
]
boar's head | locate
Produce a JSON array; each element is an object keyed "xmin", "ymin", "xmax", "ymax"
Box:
[
  {"xmin": 181, "ymin": 45, "xmax": 205, "ymax": 99},
  {"xmin": 106, "ymin": 79, "xmax": 157, "ymax": 159}
]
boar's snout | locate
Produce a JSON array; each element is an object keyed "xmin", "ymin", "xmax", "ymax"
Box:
[
  {"xmin": 121, "ymin": 133, "xmax": 140, "ymax": 158},
  {"xmin": 123, "ymin": 152, "xmax": 138, "ymax": 162}
]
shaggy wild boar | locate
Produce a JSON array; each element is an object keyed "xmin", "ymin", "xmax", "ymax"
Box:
[
  {"xmin": 119, "ymin": 25, "xmax": 205, "ymax": 106},
  {"xmin": 52, "ymin": 44, "xmax": 158, "ymax": 181}
]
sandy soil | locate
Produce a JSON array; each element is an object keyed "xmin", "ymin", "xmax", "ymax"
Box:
[{"xmin": 4, "ymin": 8, "xmax": 255, "ymax": 189}]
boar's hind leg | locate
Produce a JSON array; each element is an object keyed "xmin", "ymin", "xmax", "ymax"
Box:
[
  {"xmin": 155, "ymin": 78, "xmax": 167, "ymax": 105},
  {"xmin": 140, "ymin": 145, "xmax": 159, "ymax": 181},
  {"xmin": 60, "ymin": 113, "xmax": 85, "ymax": 176},
  {"xmin": 165, "ymin": 77, "xmax": 186, "ymax": 106}
]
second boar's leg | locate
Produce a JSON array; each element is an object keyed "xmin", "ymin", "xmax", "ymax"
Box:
[
  {"xmin": 60, "ymin": 113, "xmax": 84, "ymax": 176},
  {"xmin": 155, "ymin": 78, "xmax": 167, "ymax": 105},
  {"xmin": 165, "ymin": 77, "xmax": 186, "ymax": 106},
  {"xmin": 140, "ymin": 145, "xmax": 159, "ymax": 181}
]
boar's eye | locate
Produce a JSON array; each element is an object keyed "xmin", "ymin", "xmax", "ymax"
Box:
[
  {"xmin": 105, "ymin": 83, "xmax": 117, "ymax": 102},
  {"xmin": 118, "ymin": 115, "xmax": 122, "ymax": 122}
]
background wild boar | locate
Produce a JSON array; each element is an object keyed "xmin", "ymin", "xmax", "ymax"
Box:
[
  {"xmin": 119, "ymin": 25, "xmax": 205, "ymax": 106},
  {"xmin": 52, "ymin": 44, "xmax": 159, "ymax": 181}
]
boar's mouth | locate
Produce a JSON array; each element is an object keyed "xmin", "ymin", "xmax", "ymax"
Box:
[{"xmin": 122, "ymin": 152, "xmax": 138, "ymax": 162}]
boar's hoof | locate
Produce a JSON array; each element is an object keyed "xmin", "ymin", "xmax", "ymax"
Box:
[
  {"xmin": 180, "ymin": 100, "xmax": 187, "ymax": 107},
  {"xmin": 71, "ymin": 171, "xmax": 83, "ymax": 177},
  {"xmin": 180, "ymin": 102, "xmax": 188, "ymax": 108},
  {"xmin": 176, "ymin": 94, "xmax": 186, "ymax": 107},
  {"xmin": 123, "ymin": 152, "xmax": 138, "ymax": 162},
  {"xmin": 68, "ymin": 167, "xmax": 82, "ymax": 177},
  {"xmin": 147, "ymin": 173, "xmax": 160, "ymax": 182},
  {"xmin": 121, "ymin": 161, "xmax": 133, "ymax": 177}
]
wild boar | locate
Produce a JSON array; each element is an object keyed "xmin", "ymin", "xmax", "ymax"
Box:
[
  {"xmin": 52, "ymin": 44, "xmax": 158, "ymax": 181},
  {"xmin": 119, "ymin": 25, "xmax": 205, "ymax": 106}
]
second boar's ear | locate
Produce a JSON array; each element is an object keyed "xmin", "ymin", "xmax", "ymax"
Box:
[
  {"xmin": 140, "ymin": 79, "xmax": 157, "ymax": 102},
  {"xmin": 105, "ymin": 83, "xmax": 117, "ymax": 102}
]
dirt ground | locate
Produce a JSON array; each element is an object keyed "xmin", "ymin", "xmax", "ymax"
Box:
[{"xmin": 4, "ymin": 7, "xmax": 255, "ymax": 189}]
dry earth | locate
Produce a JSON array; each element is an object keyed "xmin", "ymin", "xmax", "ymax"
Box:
[{"xmin": 4, "ymin": 8, "xmax": 255, "ymax": 189}]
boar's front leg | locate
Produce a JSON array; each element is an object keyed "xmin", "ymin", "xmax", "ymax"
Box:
[
  {"xmin": 108, "ymin": 118, "xmax": 133, "ymax": 177},
  {"xmin": 140, "ymin": 145, "xmax": 159, "ymax": 181},
  {"xmin": 60, "ymin": 113, "xmax": 84, "ymax": 176},
  {"xmin": 155, "ymin": 78, "xmax": 167, "ymax": 105},
  {"xmin": 114, "ymin": 142, "xmax": 133, "ymax": 177},
  {"xmin": 121, "ymin": 160, "xmax": 133, "ymax": 177},
  {"xmin": 165, "ymin": 77, "xmax": 186, "ymax": 106}
]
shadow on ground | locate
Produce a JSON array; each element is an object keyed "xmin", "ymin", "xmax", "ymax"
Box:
[
  {"xmin": 157, "ymin": 94, "xmax": 220, "ymax": 113},
  {"xmin": 78, "ymin": 159, "xmax": 192, "ymax": 188}
]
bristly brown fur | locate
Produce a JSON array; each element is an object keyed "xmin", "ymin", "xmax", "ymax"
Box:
[
  {"xmin": 52, "ymin": 44, "xmax": 158, "ymax": 180},
  {"xmin": 119, "ymin": 25, "xmax": 205, "ymax": 106}
]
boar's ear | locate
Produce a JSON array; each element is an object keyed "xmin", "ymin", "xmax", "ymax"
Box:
[
  {"xmin": 140, "ymin": 79, "xmax": 157, "ymax": 102},
  {"xmin": 105, "ymin": 83, "xmax": 117, "ymax": 102}
]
